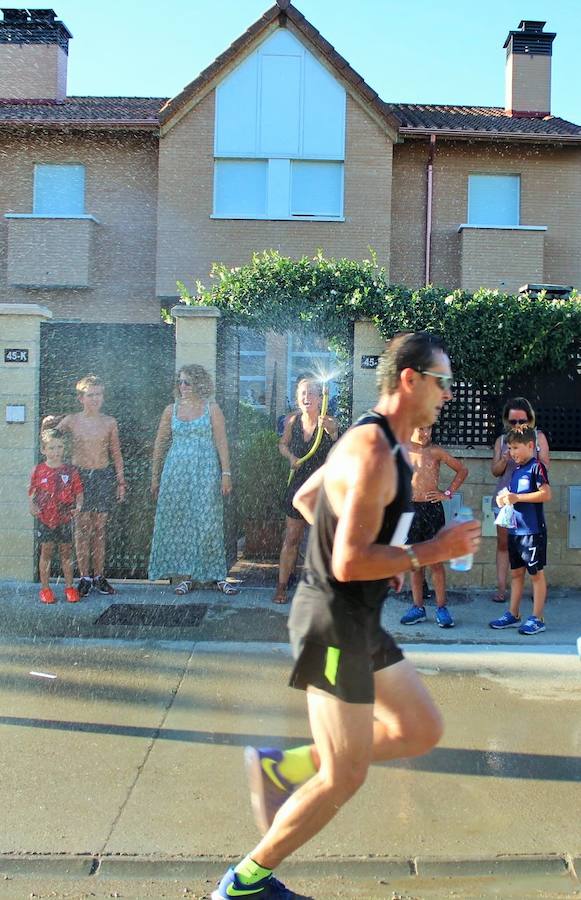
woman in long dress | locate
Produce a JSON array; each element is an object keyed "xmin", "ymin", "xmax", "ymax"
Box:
[{"xmin": 148, "ymin": 364, "xmax": 238, "ymax": 595}]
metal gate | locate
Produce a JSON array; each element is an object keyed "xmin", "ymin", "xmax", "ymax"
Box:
[
  {"xmin": 39, "ymin": 322, "xmax": 176, "ymax": 578},
  {"xmin": 215, "ymin": 318, "xmax": 240, "ymax": 567}
]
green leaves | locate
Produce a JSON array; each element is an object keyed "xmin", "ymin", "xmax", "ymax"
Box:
[{"xmin": 177, "ymin": 252, "xmax": 581, "ymax": 388}]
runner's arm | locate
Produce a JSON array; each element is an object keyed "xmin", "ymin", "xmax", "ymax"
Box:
[
  {"xmin": 292, "ymin": 465, "xmax": 325, "ymax": 524},
  {"xmin": 331, "ymin": 431, "xmax": 480, "ymax": 581}
]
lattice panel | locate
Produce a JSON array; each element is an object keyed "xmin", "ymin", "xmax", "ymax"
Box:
[{"xmin": 433, "ymin": 382, "xmax": 498, "ymax": 447}]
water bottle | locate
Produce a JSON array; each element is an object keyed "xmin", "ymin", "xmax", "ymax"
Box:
[{"xmin": 449, "ymin": 506, "xmax": 474, "ymax": 572}]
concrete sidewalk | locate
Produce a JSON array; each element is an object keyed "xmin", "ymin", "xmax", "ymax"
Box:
[{"xmin": 0, "ymin": 578, "xmax": 580, "ymax": 649}]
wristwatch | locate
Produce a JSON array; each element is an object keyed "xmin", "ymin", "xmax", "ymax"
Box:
[{"xmin": 444, "ymin": 489, "xmax": 452, "ymax": 498}]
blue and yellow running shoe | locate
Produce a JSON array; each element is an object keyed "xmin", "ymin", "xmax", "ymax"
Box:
[
  {"xmin": 244, "ymin": 747, "xmax": 295, "ymax": 834},
  {"xmin": 212, "ymin": 867, "xmax": 298, "ymax": 899}
]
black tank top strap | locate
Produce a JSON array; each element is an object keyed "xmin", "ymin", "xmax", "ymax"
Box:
[{"xmin": 354, "ymin": 410, "xmax": 401, "ymax": 455}]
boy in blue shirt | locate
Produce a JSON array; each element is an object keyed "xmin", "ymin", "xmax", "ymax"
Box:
[{"xmin": 489, "ymin": 425, "xmax": 551, "ymax": 635}]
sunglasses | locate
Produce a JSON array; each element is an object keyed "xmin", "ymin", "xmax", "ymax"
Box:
[
  {"xmin": 177, "ymin": 378, "xmax": 192, "ymax": 386},
  {"xmin": 416, "ymin": 370, "xmax": 454, "ymax": 391},
  {"xmin": 508, "ymin": 418, "xmax": 529, "ymax": 425}
]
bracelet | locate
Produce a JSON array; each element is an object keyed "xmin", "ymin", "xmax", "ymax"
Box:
[
  {"xmin": 222, "ymin": 471, "xmax": 231, "ymax": 477},
  {"xmin": 404, "ymin": 545, "xmax": 421, "ymax": 572}
]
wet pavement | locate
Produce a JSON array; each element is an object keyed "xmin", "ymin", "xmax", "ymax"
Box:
[{"xmin": 0, "ymin": 633, "xmax": 579, "ymax": 899}]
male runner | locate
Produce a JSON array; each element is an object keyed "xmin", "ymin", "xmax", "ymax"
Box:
[{"xmin": 212, "ymin": 332, "xmax": 481, "ymax": 900}]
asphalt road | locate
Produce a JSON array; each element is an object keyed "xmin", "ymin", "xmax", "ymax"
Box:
[{"xmin": 0, "ymin": 637, "xmax": 579, "ymax": 899}]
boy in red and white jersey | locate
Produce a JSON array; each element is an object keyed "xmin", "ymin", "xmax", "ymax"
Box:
[{"xmin": 29, "ymin": 430, "xmax": 83, "ymax": 604}]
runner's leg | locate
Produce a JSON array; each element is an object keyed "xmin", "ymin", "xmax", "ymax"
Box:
[{"xmin": 249, "ymin": 688, "xmax": 374, "ymax": 870}]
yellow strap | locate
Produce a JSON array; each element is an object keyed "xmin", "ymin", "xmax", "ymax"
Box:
[{"xmin": 324, "ymin": 646, "xmax": 341, "ymax": 686}]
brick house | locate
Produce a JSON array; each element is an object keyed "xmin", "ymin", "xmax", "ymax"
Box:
[{"xmin": 1, "ymin": 2, "xmax": 581, "ymax": 583}]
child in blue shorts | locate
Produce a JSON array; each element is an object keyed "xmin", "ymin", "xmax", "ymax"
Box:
[{"xmin": 489, "ymin": 425, "xmax": 551, "ymax": 635}]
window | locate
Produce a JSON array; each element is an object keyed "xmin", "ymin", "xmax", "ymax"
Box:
[
  {"xmin": 239, "ymin": 328, "xmax": 266, "ymax": 407},
  {"xmin": 33, "ymin": 164, "xmax": 85, "ymax": 216},
  {"xmin": 467, "ymin": 174, "xmax": 520, "ymax": 227},
  {"xmin": 213, "ymin": 29, "xmax": 345, "ymax": 220}
]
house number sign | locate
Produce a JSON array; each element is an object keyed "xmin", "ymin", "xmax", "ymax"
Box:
[
  {"xmin": 4, "ymin": 349, "xmax": 29, "ymax": 363},
  {"xmin": 361, "ymin": 355, "xmax": 379, "ymax": 369}
]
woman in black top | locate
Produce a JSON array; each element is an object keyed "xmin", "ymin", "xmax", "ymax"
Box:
[{"xmin": 273, "ymin": 377, "xmax": 338, "ymax": 604}]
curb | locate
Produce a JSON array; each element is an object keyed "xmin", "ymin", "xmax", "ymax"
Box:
[{"xmin": 0, "ymin": 853, "xmax": 577, "ymax": 881}]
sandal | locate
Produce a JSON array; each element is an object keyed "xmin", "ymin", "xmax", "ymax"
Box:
[
  {"xmin": 272, "ymin": 585, "xmax": 288, "ymax": 605},
  {"xmin": 174, "ymin": 580, "xmax": 193, "ymax": 595},
  {"xmin": 216, "ymin": 580, "xmax": 240, "ymax": 596}
]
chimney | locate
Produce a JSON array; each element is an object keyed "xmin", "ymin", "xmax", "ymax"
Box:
[
  {"xmin": 504, "ymin": 20, "xmax": 556, "ymax": 118},
  {"xmin": 0, "ymin": 8, "xmax": 72, "ymax": 101}
]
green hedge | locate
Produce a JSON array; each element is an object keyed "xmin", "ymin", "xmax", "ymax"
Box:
[{"xmin": 177, "ymin": 250, "xmax": 581, "ymax": 389}]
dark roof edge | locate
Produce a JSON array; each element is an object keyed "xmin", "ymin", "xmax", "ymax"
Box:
[
  {"xmin": 0, "ymin": 119, "xmax": 160, "ymax": 131},
  {"xmin": 400, "ymin": 127, "xmax": 581, "ymax": 143}
]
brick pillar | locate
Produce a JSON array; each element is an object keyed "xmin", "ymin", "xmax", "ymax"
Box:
[
  {"xmin": 352, "ymin": 319, "xmax": 386, "ymax": 420},
  {"xmin": 172, "ymin": 305, "xmax": 221, "ymax": 381},
  {"xmin": 0, "ymin": 303, "xmax": 52, "ymax": 581}
]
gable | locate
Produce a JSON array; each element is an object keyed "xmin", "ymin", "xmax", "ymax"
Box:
[{"xmin": 215, "ymin": 29, "xmax": 345, "ymax": 160}]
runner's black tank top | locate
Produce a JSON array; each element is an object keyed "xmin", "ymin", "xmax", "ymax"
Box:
[{"xmin": 288, "ymin": 411, "xmax": 413, "ymax": 650}]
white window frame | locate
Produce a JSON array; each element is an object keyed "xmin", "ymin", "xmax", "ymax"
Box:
[
  {"xmin": 212, "ymin": 30, "xmax": 345, "ymax": 222},
  {"xmin": 239, "ymin": 328, "xmax": 267, "ymax": 408},
  {"xmin": 467, "ymin": 173, "xmax": 520, "ymax": 227},
  {"xmin": 33, "ymin": 163, "xmax": 86, "ymax": 217}
]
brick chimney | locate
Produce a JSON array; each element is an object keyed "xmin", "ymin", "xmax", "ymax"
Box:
[
  {"xmin": 0, "ymin": 8, "xmax": 72, "ymax": 100},
  {"xmin": 504, "ymin": 20, "xmax": 556, "ymax": 118}
]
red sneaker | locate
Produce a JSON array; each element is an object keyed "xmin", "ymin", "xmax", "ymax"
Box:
[
  {"xmin": 39, "ymin": 588, "xmax": 56, "ymax": 604},
  {"xmin": 64, "ymin": 586, "xmax": 81, "ymax": 603}
]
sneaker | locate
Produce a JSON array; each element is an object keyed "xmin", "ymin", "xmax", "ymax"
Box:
[
  {"xmin": 519, "ymin": 615, "xmax": 546, "ymax": 635},
  {"xmin": 489, "ymin": 610, "xmax": 521, "ymax": 629},
  {"xmin": 78, "ymin": 576, "xmax": 93, "ymax": 598},
  {"xmin": 400, "ymin": 605, "xmax": 427, "ymax": 626},
  {"xmin": 94, "ymin": 576, "xmax": 115, "ymax": 595},
  {"xmin": 435, "ymin": 606, "xmax": 454, "ymax": 628},
  {"xmin": 245, "ymin": 747, "xmax": 296, "ymax": 834},
  {"xmin": 64, "ymin": 586, "xmax": 80, "ymax": 603},
  {"xmin": 212, "ymin": 867, "xmax": 298, "ymax": 899},
  {"xmin": 39, "ymin": 588, "xmax": 56, "ymax": 604}
]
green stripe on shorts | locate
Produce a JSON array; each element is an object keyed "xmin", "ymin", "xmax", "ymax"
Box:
[{"xmin": 324, "ymin": 646, "xmax": 341, "ymax": 686}]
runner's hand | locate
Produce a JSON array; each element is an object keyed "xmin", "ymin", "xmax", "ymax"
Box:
[
  {"xmin": 435, "ymin": 519, "xmax": 481, "ymax": 562},
  {"xmin": 387, "ymin": 574, "xmax": 404, "ymax": 592}
]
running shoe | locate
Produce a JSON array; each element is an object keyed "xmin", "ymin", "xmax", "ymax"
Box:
[
  {"xmin": 94, "ymin": 576, "xmax": 115, "ymax": 595},
  {"xmin": 39, "ymin": 588, "xmax": 56, "ymax": 604},
  {"xmin": 489, "ymin": 610, "xmax": 521, "ymax": 629},
  {"xmin": 400, "ymin": 605, "xmax": 427, "ymax": 625},
  {"xmin": 78, "ymin": 576, "xmax": 93, "ymax": 598},
  {"xmin": 245, "ymin": 747, "xmax": 295, "ymax": 834},
  {"xmin": 64, "ymin": 586, "xmax": 81, "ymax": 603},
  {"xmin": 212, "ymin": 867, "xmax": 298, "ymax": 899},
  {"xmin": 518, "ymin": 615, "xmax": 545, "ymax": 635},
  {"xmin": 435, "ymin": 606, "xmax": 454, "ymax": 628}
]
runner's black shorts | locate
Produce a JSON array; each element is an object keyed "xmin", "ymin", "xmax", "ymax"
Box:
[
  {"xmin": 508, "ymin": 532, "xmax": 547, "ymax": 574},
  {"xmin": 78, "ymin": 466, "xmax": 116, "ymax": 513},
  {"xmin": 407, "ymin": 501, "xmax": 445, "ymax": 544},
  {"xmin": 37, "ymin": 520, "xmax": 73, "ymax": 545},
  {"xmin": 288, "ymin": 632, "xmax": 404, "ymax": 704}
]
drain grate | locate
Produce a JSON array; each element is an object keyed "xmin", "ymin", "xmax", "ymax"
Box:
[{"xmin": 96, "ymin": 603, "xmax": 208, "ymax": 627}]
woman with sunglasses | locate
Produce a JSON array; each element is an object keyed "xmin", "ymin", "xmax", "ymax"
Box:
[
  {"xmin": 148, "ymin": 364, "xmax": 238, "ymax": 596},
  {"xmin": 490, "ymin": 397, "xmax": 550, "ymax": 603}
]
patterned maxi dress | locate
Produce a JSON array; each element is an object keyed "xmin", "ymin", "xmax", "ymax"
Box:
[{"xmin": 148, "ymin": 402, "xmax": 226, "ymax": 581}]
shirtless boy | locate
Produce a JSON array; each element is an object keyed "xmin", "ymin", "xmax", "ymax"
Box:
[
  {"xmin": 400, "ymin": 425, "xmax": 468, "ymax": 628},
  {"xmin": 44, "ymin": 375, "xmax": 125, "ymax": 597}
]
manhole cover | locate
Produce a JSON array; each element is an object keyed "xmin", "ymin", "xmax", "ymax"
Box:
[{"xmin": 96, "ymin": 603, "xmax": 208, "ymax": 627}]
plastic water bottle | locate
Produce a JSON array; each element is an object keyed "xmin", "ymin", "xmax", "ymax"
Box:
[{"xmin": 449, "ymin": 506, "xmax": 474, "ymax": 572}]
